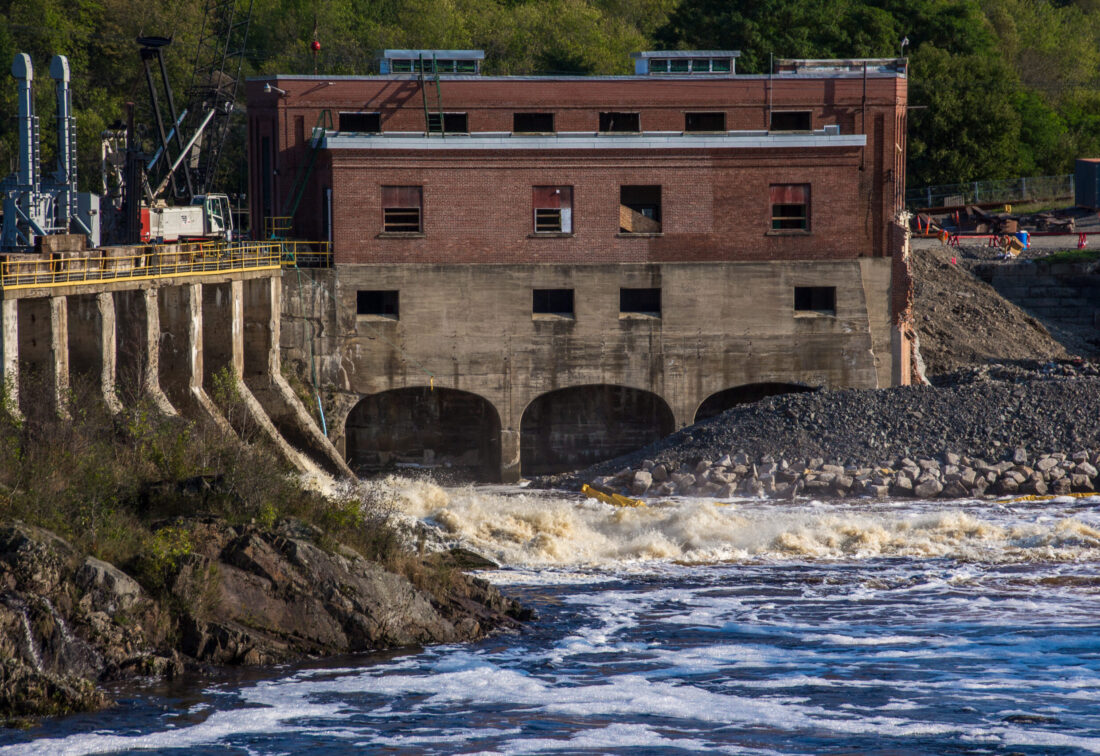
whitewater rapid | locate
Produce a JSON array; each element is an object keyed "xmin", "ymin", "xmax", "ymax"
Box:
[{"xmin": 371, "ymin": 476, "xmax": 1100, "ymax": 567}]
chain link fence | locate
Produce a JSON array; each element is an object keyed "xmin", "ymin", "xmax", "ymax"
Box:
[{"xmin": 906, "ymin": 174, "xmax": 1074, "ymax": 208}]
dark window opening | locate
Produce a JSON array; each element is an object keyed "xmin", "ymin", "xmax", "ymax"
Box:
[
  {"xmin": 794, "ymin": 286, "xmax": 835, "ymax": 315},
  {"xmin": 357, "ymin": 290, "xmax": 399, "ymax": 318},
  {"xmin": 770, "ymin": 184, "xmax": 809, "ymax": 231},
  {"xmin": 684, "ymin": 112, "xmax": 726, "ymax": 132},
  {"xmin": 533, "ymin": 288, "xmax": 574, "ymax": 316},
  {"xmin": 669, "ymin": 59, "xmax": 689, "ymax": 73},
  {"xmin": 599, "ymin": 112, "xmax": 640, "ymax": 132},
  {"xmin": 339, "ymin": 112, "xmax": 382, "ymax": 133},
  {"xmin": 513, "ymin": 113, "xmax": 555, "ymax": 133},
  {"xmin": 619, "ymin": 185, "xmax": 661, "ymax": 233},
  {"xmin": 533, "ymin": 186, "xmax": 572, "ymax": 233},
  {"xmin": 382, "ymin": 186, "xmax": 422, "ymax": 233},
  {"xmin": 770, "ymin": 111, "xmax": 812, "ymax": 132},
  {"xmin": 620, "ymin": 287, "xmax": 661, "ymax": 316},
  {"xmin": 427, "ymin": 112, "xmax": 468, "ymax": 134}
]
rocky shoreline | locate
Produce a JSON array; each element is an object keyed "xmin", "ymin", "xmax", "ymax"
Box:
[
  {"xmin": 0, "ymin": 517, "xmax": 529, "ymax": 725},
  {"xmin": 545, "ymin": 361, "xmax": 1100, "ymax": 502}
]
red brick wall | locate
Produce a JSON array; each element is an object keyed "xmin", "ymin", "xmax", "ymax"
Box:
[
  {"xmin": 330, "ymin": 146, "xmax": 870, "ymax": 264},
  {"xmin": 246, "ymin": 74, "xmax": 906, "ymax": 249}
]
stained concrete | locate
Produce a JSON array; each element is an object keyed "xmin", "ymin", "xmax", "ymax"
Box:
[{"xmin": 282, "ymin": 258, "xmax": 895, "ymax": 480}]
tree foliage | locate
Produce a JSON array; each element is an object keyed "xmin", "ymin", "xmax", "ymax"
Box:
[{"xmin": 0, "ymin": 0, "xmax": 1097, "ymax": 202}]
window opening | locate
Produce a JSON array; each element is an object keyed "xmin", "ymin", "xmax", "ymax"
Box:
[
  {"xmin": 770, "ymin": 111, "xmax": 812, "ymax": 131},
  {"xmin": 382, "ymin": 186, "xmax": 423, "ymax": 233},
  {"xmin": 533, "ymin": 289, "xmax": 574, "ymax": 316},
  {"xmin": 620, "ymin": 288, "xmax": 661, "ymax": 316},
  {"xmin": 684, "ymin": 112, "xmax": 726, "ymax": 132},
  {"xmin": 649, "ymin": 59, "xmax": 669, "ymax": 73},
  {"xmin": 514, "ymin": 113, "xmax": 555, "ymax": 133},
  {"xmin": 619, "ymin": 185, "xmax": 661, "ymax": 233},
  {"xmin": 794, "ymin": 286, "xmax": 835, "ymax": 315},
  {"xmin": 669, "ymin": 59, "xmax": 689, "ymax": 73},
  {"xmin": 426, "ymin": 112, "xmax": 468, "ymax": 134},
  {"xmin": 357, "ymin": 290, "xmax": 400, "ymax": 318},
  {"xmin": 533, "ymin": 186, "xmax": 572, "ymax": 233},
  {"xmin": 339, "ymin": 112, "xmax": 382, "ymax": 132},
  {"xmin": 599, "ymin": 112, "xmax": 640, "ymax": 132},
  {"xmin": 770, "ymin": 184, "xmax": 810, "ymax": 231}
]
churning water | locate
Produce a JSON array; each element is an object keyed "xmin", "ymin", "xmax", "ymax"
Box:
[{"xmin": 5, "ymin": 480, "xmax": 1100, "ymax": 755}]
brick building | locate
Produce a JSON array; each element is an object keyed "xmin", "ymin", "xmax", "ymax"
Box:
[{"xmin": 246, "ymin": 51, "xmax": 912, "ymax": 481}]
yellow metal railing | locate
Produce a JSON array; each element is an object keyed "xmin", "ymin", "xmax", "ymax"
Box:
[
  {"xmin": 265, "ymin": 216, "xmax": 292, "ymax": 239},
  {"xmin": 0, "ymin": 242, "xmax": 284, "ymax": 291},
  {"xmin": 278, "ymin": 241, "xmax": 332, "ymax": 269}
]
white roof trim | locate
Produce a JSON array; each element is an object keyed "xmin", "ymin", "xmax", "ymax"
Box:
[{"xmin": 322, "ymin": 132, "xmax": 867, "ymax": 150}]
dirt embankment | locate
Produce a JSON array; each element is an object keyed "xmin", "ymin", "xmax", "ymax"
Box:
[{"xmin": 910, "ymin": 244, "xmax": 1074, "ymax": 376}]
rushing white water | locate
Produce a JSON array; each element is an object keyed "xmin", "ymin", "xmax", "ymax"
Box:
[
  {"xmin": 374, "ymin": 476, "xmax": 1100, "ymax": 566},
  {"xmin": 5, "ymin": 481, "xmax": 1100, "ymax": 755}
]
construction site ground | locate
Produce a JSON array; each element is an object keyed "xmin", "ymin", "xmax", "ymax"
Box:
[{"xmin": 909, "ymin": 235, "xmax": 1099, "ymax": 378}]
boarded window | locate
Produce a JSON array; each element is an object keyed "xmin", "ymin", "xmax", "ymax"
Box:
[
  {"xmin": 382, "ymin": 186, "xmax": 422, "ymax": 233},
  {"xmin": 339, "ymin": 112, "xmax": 382, "ymax": 132},
  {"xmin": 620, "ymin": 288, "xmax": 661, "ymax": 316},
  {"xmin": 533, "ymin": 288, "xmax": 574, "ymax": 316},
  {"xmin": 357, "ymin": 290, "xmax": 399, "ymax": 318},
  {"xmin": 426, "ymin": 112, "xmax": 468, "ymax": 134},
  {"xmin": 770, "ymin": 184, "xmax": 809, "ymax": 231},
  {"xmin": 533, "ymin": 186, "xmax": 573, "ymax": 233},
  {"xmin": 794, "ymin": 286, "xmax": 835, "ymax": 314},
  {"xmin": 599, "ymin": 112, "xmax": 640, "ymax": 132},
  {"xmin": 770, "ymin": 111, "xmax": 812, "ymax": 132},
  {"xmin": 684, "ymin": 112, "xmax": 725, "ymax": 131},
  {"xmin": 514, "ymin": 113, "xmax": 555, "ymax": 133},
  {"xmin": 619, "ymin": 185, "xmax": 661, "ymax": 233}
]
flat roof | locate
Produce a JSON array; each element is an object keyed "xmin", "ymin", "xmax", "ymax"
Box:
[
  {"xmin": 378, "ymin": 49, "xmax": 485, "ymax": 60},
  {"xmin": 632, "ymin": 50, "xmax": 741, "ymax": 59},
  {"xmin": 249, "ymin": 70, "xmax": 905, "ymax": 84},
  {"xmin": 322, "ymin": 131, "xmax": 867, "ymax": 151}
]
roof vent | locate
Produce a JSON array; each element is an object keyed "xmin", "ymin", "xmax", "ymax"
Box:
[
  {"xmin": 378, "ymin": 49, "xmax": 484, "ymax": 75},
  {"xmin": 631, "ymin": 51, "xmax": 740, "ymax": 76}
]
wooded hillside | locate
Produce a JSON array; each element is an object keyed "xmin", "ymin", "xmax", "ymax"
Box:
[{"xmin": 2, "ymin": 0, "xmax": 1098, "ymax": 200}]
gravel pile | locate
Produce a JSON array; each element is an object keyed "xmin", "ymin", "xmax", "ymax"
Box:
[{"xmin": 542, "ymin": 361, "xmax": 1100, "ymax": 500}]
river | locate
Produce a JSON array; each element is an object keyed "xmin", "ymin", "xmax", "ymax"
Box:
[{"xmin": 4, "ymin": 480, "xmax": 1100, "ymax": 754}]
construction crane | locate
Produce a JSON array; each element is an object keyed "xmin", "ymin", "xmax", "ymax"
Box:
[{"xmin": 118, "ymin": 0, "xmax": 253, "ymax": 243}]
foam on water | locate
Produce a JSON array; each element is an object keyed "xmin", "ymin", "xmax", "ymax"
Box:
[
  {"xmin": 7, "ymin": 484, "xmax": 1100, "ymax": 755},
  {"xmin": 372, "ymin": 476, "xmax": 1100, "ymax": 567}
]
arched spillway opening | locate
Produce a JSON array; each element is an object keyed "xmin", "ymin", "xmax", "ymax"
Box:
[
  {"xmin": 694, "ymin": 382, "xmax": 817, "ymax": 423},
  {"xmin": 346, "ymin": 387, "xmax": 502, "ymax": 481},
  {"xmin": 521, "ymin": 384, "xmax": 675, "ymax": 476}
]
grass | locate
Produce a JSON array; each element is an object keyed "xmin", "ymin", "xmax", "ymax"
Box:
[
  {"xmin": 1038, "ymin": 248, "xmax": 1100, "ymax": 264},
  {"xmin": 0, "ymin": 371, "xmax": 414, "ymax": 597}
]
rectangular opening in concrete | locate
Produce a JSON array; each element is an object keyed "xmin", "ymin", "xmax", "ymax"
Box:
[
  {"xmin": 244, "ymin": 277, "xmax": 274, "ymax": 380},
  {"xmin": 794, "ymin": 286, "xmax": 836, "ymax": 315},
  {"xmin": 620, "ymin": 287, "xmax": 661, "ymax": 317},
  {"xmin": 157, "ymin": 286, "xmax": 195, "ymax": 408},
  {"xmin": 619, "ymin": 185, "xmax": 661, "ymax": 233},
  {"xmin": 599, "ymin": 112, "xmax": 640, "ymax": 132},
  {"xmin": 202, "ymin": 283, "xmax": 236, "ymax": 391},
  {"xmin": 382, "ymin": 186, "xmax": 423, "ymax": 233},
  {"xmin": 114, "ymin": 290, "xmax": 149, "ymax": 403},
  {"xmin": 16, "ymin": 298, "xmax": 54, "ymax": 417},
  {"xmin": 357, "ymin": 290, "xmax": 399, "ymax": 319},
  {"xmin": 532, "ymin": 288, "xmax": 574, "ymax": 317},
  {"xmin": 66, "ymin": 294, "xmax": 103, "ymax": 386}
]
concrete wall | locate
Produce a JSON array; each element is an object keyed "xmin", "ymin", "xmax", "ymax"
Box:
[
  {"xmin": 282, "ymin": 258, "xmax": 894, "ymax": 479},
  {"xmin": 975, "ymin": 261, "xmax": 1100, "ymax": 350}
]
